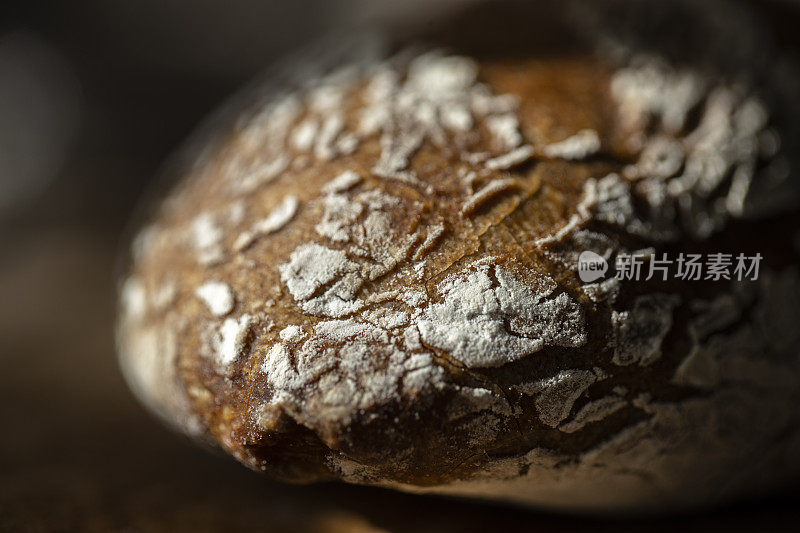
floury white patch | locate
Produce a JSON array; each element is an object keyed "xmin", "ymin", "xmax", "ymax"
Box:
[{"xmin": 578, "ymin": 251, "xmax": 608, "ymax": 282}]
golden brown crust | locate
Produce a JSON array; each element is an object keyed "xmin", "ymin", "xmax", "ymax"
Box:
[{"xmin": 117, "ymin": 1, "xmax": 800, "ymax": 511}]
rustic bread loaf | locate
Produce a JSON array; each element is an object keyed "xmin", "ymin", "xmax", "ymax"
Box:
[{"xmin": 117, "ymin": 0, "xmax": 800, "ymax": 512}]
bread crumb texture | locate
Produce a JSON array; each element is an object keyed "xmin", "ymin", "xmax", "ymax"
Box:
[{"xmin": 117, "ymin": 7, "xmax": 800, "ymax": 511}]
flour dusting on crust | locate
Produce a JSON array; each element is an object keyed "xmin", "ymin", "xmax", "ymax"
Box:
[
  {"xmin": 196, "ymin": 281, "xmax": 235, "ymax": 316},
  {"xmin": 418, "ymin": 260, "xmax": 586, "ymax": 368},
  {"xmin": 118, "ymin": 9, "xmax": 800, "ymax": 512}
]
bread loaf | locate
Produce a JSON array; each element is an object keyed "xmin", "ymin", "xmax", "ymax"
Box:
[{"xmin": 117, "ymin": 0, "xmax": 800, "ymax": 512}]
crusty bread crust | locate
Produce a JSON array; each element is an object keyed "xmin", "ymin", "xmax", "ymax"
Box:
[{"xmin": 117, "ymin": 0, "xmax": 800, "ymax": 511}]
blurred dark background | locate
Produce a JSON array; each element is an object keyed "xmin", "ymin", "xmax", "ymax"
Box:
[{"xmin": 2, "ymin": 1, "xmax": 800, "ymax": 531}]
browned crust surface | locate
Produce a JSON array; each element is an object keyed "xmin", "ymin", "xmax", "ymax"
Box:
[{"xmin": 117, "ymin": 1, "xmax": 800, "ymax": 511}]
